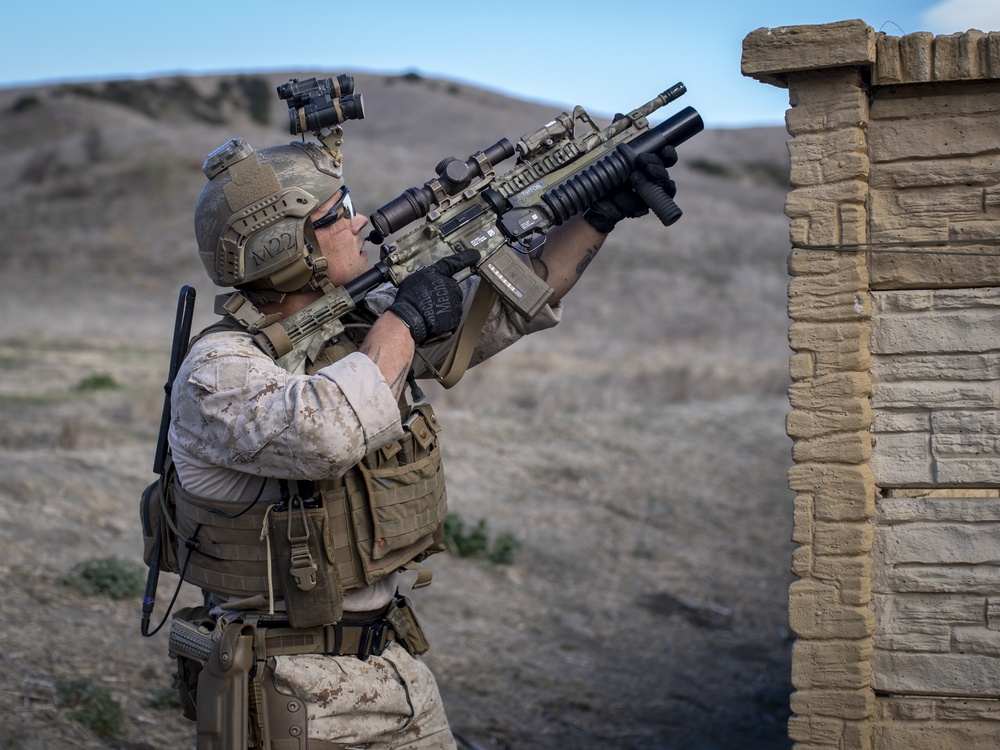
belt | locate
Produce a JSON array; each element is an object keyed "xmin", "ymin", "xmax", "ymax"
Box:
[{"xmin": 258, "ymin": 605, "xmax": 401, "ymax": 661}]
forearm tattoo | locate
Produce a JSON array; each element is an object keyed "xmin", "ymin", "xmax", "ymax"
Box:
[
  {"xmin": 360, "ymin": 342, "xmax": 408, "ymax": 398},
  {"xmin": 530, "ymin": 236, "xmax": 601, "ymax": 291},
  {"xmin": 388, "ymin": 368, "xmax": 407, "ymax": 397},
  {"xmin": 575, "ymin": 243, "xmax": 600, "ymax": 278}
]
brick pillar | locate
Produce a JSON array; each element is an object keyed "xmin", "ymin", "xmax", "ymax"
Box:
[
  {"xmin": 743, "ymin": 20, "xmax": 878, "ymax": 750},
  {"xmin": 745, "ymin": 19, "xmax": 1000, "ymax": 750}
]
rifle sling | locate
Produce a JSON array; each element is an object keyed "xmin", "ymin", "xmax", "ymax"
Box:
[{"xmin": 435, "ymin": 281, "xmax": 497, "ymax": 389}]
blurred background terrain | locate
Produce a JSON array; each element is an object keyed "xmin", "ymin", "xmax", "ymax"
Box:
[{"xmin": 0, "ymin": 72, "xmax": 795, "ymax": 750}]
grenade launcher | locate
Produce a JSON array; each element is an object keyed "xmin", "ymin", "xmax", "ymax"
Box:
[{"xmin": 250, "ymin": 80, "xmax": 704, "ymax": 370}]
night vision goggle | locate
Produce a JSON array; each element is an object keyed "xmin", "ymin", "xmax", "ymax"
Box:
[{"xmin": 278, "ymin": 75, "xmax": 365, "ymax": 136}]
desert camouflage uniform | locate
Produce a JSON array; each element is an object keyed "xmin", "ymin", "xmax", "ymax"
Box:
[{"xmin": 168, "ymin": 277, "xmax": 561, "ymax": 748}]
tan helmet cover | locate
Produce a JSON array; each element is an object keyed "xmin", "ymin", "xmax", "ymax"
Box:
[{"xmin": 195, "ymin": 139, "xmax": 344, "ymax": 290}]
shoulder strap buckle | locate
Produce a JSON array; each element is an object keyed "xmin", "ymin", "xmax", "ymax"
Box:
[{"xmin": 215, "ymin": 293, "xmax": 281, "ymax": 333}]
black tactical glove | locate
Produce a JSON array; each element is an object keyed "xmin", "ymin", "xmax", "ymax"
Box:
[
  {"xmin": 387, "ymin": 250, "xmax": 479, "ymax": 346},
  {"xmin": 583, "ymin": 146, "xmax": 679, "ymax": 234}
]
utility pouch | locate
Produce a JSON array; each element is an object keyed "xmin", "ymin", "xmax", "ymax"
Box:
[
  {"xmin": 195, "ymin": 619, "xmax": 256, "ymax": 750},
  {"xmin": 140, "ymin": 472, "xmax": 180, "ymax": 574},
  {"xmin": 269, "ymin": 498, "xmax": 343, "ymax": 628},
  {"xmin": 387, "ymin": 595, "xmax": 430, "ymax": 656},
  {"xmin": 356, "ymin": 404, "xmax": 448, "ymax": 582}
]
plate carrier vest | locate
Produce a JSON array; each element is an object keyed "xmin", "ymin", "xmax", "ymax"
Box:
[{"xmin": 158, "ymin": 300, "xmax": 447, "ymax": 628}]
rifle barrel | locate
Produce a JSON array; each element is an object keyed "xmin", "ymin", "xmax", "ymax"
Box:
[{"xmin": 345, "ymin": 262, "xmax": 392, "ymax": 303}]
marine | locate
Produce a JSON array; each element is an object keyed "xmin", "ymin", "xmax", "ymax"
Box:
[{"xmin": 143, "ymin": 75, "xmax": 682, "ymax": 750}]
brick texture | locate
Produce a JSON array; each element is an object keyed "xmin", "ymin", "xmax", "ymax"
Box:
[{"xmin": 743, "ymin": 19, "xmax": 1000, "ymax": 750}]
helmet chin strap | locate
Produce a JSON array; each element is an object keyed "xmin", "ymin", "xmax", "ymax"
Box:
[
  {"xmin": 307, "ymin": 255, "xmax": 338, "ymax": 295},
  {"xmin": 237, "ymin": 288, "xmax": 286, "ymax": 307}
]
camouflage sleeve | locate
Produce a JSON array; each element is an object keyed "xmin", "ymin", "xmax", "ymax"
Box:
[{"xmin": 169, "ymin": 331, "xmax": 405, "ymax": 480}]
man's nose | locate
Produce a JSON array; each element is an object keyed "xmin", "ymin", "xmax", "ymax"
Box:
[{"xmin": 350, "ymin": 212, "xmax": 368, "ymax": 235}]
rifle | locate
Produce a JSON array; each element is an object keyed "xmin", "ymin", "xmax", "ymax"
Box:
[
  {"xmin": 250, "ymin": 82, "xmax": 704, "ymax": 375},
  {"xmin": 141, "ymin": 284, "xmax": 196, "ymax": 637}
]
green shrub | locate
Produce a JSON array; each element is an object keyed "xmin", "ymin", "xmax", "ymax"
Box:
[
  {"xmin": 55, "ymin": 679, "xmax": 124, "ymax": 738},
  {"xmin": 689, "ymin": 158, "xmax": 731, "ymax": 177},
  {"xmin": 147, "ymin": 686, "xmax": 180, "ymax": 711},
  {"xmin": 444, "ymin": 512, "xmax": 520, "ymax": 564},
  {"xmin": 443, "ymin": 513, "xmax": 487, "ymax": 558},
  {"xmin": 487, "ymin": 531, "xmax": 521, "ymax": 564},
  {"xmin": 62, "ymin": 556, "xmax": 145, "ymax": 599},
  {"xmin": 60, "ymin": 78, "xmax": 227, "ymax": 124},
  {"xmin": 72, "ymin": 373, "xmax": 119, "ymax": 392},
  {"xmin": 745, "ymin": 160, "xmax": 791, "ymax": 188},
  {"xmin": 238, "ymin": 76, "xmax": 272, "ymax": 125},
  {"xmin": 11, "ymin": 94, "xmax": 41, "ymax": 113}
]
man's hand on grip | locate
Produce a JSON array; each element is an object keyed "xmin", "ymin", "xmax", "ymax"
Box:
[
  {"xmin": 583, "ymin": 146, "xmax": 678, "ymax": 234},
  {"xmin": 387, "ymin": 250, "xmax": 478, "ymax": 346}
]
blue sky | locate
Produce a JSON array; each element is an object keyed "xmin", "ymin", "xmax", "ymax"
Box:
[{"xmin": 2, "ymin": 0, "xmax": 998, "ymax": 127}]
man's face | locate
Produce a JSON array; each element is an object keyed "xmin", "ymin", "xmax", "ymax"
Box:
[{"xmin": 310, "ymin": 188, "xmax": 371, "ymax": 285}]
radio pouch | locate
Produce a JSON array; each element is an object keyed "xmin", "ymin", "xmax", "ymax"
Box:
[{"xmin": 268, "ymin": 498, "xmax": 343, "ymax": 628}]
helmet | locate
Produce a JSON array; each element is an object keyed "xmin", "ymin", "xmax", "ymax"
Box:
[{"xmin": 194, "ymin": 138, "xmax": 344, "ymax": 291}]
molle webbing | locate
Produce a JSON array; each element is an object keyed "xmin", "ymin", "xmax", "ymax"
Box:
[
  {"xmin": 173, "ymin": 475, "xmax": 359, "ymax": 601},
  {"xmin": 321, "ymin": 471, "xmax": 367, "ymax": 592},
  {"xmin": 172, "ymin": 409, "xmax": 446, "ymax": 603},
  {"xmin": 174, "ymin": 486, "xmax": 281, "ymax": 598},
  {"xmin": 322, "ymin": 405, "xmax": 446, "ymax": 591}
]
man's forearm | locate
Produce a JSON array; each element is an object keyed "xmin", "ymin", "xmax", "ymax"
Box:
[
  {"xmin": 360, "ymin": 313, "xmax": 416, "ymax": 400},
  {"xmin": 528, "ymin": 215, "xmax": 607, "ymax": 306}
]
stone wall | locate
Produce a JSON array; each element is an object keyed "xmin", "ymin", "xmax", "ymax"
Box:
[{"xmin": 742, "ymin": 20, "xmax": 1000, "ymax": 750}]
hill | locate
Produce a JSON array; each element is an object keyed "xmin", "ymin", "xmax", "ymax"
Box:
[{"xmin": 0, "ymin": 71, "xmax": 795, "ymax": 749}]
